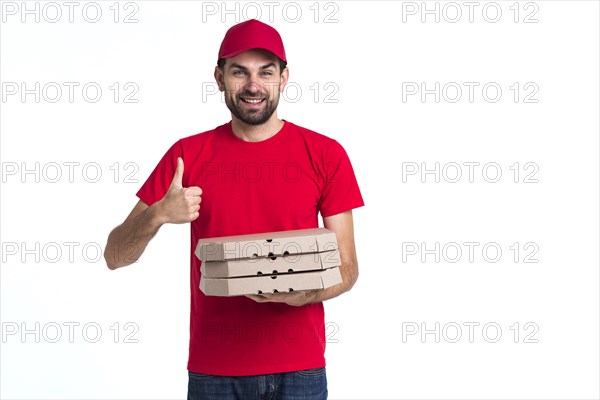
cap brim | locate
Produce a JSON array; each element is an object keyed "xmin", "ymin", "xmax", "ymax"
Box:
[{"xmin": 219, "ymin": 46, "xmax": 286, "ymax": 62}]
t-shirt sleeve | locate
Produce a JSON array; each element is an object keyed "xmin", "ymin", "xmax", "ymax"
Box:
[
  {"xmin": 136, "ymin": 140, "xmax": 184, "ymax": 206},
  {"xmin": 318, "ymin": 140, "xmax": 365, "ymax": 218}
]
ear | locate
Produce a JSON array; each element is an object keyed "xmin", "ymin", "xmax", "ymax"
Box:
[
  {"xmin": 279, "ymin": 67, "xmax": 289, "ymax": 93},
  {"xmin": 214, "ymin": 66, "xmax": 225, "ymax": 92}
]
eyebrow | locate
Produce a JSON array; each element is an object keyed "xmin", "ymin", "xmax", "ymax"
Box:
[{"xmin": 229, "ymin": 62, "xmax": 276, "ymax": 71}]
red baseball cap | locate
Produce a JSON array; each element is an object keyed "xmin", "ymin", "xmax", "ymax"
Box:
[{"xmin": 218, "ymin": 19, "xmax": 287, "ymax": 64}]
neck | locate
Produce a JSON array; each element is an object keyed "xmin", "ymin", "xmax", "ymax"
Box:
[{"xmin": 231, "ymin": 114, "xmax": 284, "ymax": 142}]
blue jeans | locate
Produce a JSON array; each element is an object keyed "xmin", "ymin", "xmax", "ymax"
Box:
[{"xmin": 187, "ymin": 367, "xmax": 328, "ymax": 400}]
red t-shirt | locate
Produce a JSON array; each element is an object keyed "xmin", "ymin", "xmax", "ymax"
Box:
[{"xmin": 136, "ymin": 120, "xmax": 364, "ymax": 376}]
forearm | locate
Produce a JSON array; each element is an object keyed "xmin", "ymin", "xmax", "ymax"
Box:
[
  {"xmin": 104, "ymin": 203, "xmax": 164, "ymax": 270},
  {"xmin": 309, "ymin": 261, "xmax": 358, "ymax": 303},
  {"xmin": 244, "ymin": 261, "xmax": 358, "ymax": 306}
]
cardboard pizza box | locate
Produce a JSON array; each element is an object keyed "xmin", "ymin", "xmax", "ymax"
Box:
[
  {"xmin": 195, "ymin": 228, "xmax": 338, "ymax": 262},
  {"xmin": 200, "ymin": 250, "xmax": 340, "ymax": 278},
  {"xmin": 200, "ymin": 267, "xmax": 343, "ymax": 297}
]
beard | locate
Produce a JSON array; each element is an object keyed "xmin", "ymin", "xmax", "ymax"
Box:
[{"xmin": 224, "ymin": 87, "xmax": 280, "ymax": 126}]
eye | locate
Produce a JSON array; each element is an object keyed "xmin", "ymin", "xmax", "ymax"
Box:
[
  {"xmin": 261, "ymin": 71, "xmax": 274, "ymax": 77},
  {"xmin": 232, "ymin": 70, "xmax": 246, "ymax": 76}
]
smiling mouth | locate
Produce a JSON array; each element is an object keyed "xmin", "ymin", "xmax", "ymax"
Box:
[{"xmin": 240, "ymin": 98, "xmax": 265, "ymax": 104}]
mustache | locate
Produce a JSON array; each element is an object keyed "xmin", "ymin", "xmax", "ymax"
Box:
[{"xmin": 237, "ymin": 92, "xmax": 267, "ymax": 99}]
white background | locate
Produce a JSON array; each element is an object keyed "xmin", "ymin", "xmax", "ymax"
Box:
[{"xmin": 1, "ymin": 1, "xmax": 599, "ymax": 399}]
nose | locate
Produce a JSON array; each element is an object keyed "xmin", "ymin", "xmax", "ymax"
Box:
[{"xmin": 244, "ymin": 81, "xmax": 260, "ymax": 94}]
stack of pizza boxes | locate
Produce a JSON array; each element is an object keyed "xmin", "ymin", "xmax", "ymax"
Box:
[{"xmin": 195, "ymin": 228, "xmax": 342, "ymax": 296}]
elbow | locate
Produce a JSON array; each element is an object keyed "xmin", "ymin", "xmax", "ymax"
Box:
[
  {"xmin": 103, "ymin": 248, "xmax": 120, "ymax": 271},
  {"xmin": 348, "ymin": 268, "xmax": 358, "ymax": 292},
  {"xmin": 104, "ymin": 249, "xmax": 135, "ymax": 270},
  {"xmin": 104, "ymin": 258, "xmax": 118, "ymax": 271},
  {"xmin": 106, "ymin": 261, "xmax": 119, "ymax": 271},
  {"xmin": 342, "ymin": 261, "xmax": 359, "ymax": 293}
]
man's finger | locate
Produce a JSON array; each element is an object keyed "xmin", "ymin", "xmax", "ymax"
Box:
[
  {"xmin": 171, "ymin": 157, "xmax": 184, "ymax": 188},
  {"xmin": 186, "ymin": 186, "xmax": 203, "ymax": 197},
  {"xmin": 246, "ymin": 294, "xmax": 267, "ymax": 302}
]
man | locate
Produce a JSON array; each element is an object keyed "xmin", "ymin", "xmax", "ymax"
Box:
[{"xmin": 104, "ymin": 19, "xmax": 364, "ymax": 399}]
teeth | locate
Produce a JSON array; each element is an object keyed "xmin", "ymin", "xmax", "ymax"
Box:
[{"xmin": 242, "ymin": 98, "xmax": 263, "ymax": 104}]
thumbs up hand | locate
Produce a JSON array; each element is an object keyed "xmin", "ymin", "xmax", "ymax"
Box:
[{"xmin": 157, "ymin": 157, "xmax": 202, "ymax": 224}]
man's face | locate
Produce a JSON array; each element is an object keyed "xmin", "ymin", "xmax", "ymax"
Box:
[{"xmin": 215, "ymin": 49, "xmax": 288, "ymax": 126}]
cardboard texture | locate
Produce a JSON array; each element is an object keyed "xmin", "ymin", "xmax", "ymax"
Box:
[
  {"xmin": 200, "ymin": 267, "xmax": 343, "ymax": 297},
  {"xmin": 195, "ymin": 228, "xmax": 338, "ymax": 262},
  {"xmin": 200, "ymin": 250, "xmax": 341, "ymax": 278}
]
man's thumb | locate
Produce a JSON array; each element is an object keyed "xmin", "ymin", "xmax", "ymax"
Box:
[{"xmin": 171, "ymin": 157, "xmax": 184, "ymax": 187}]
